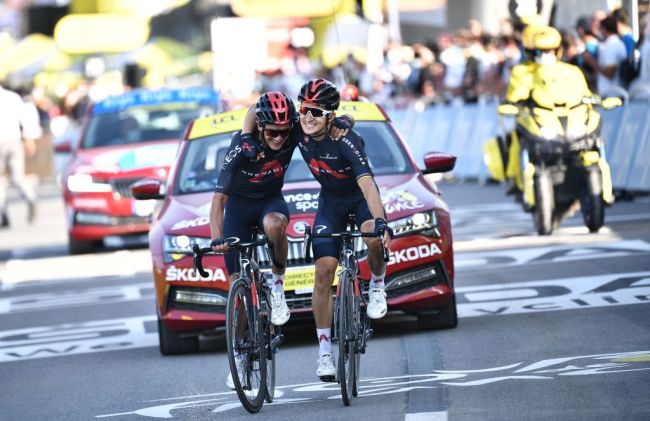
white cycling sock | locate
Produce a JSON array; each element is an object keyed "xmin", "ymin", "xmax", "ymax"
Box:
[
  {"xmin": 270, "ymin": 274, "xmax": 285, "ymax": 294},
  {"xmin": 317, "ymin": 328, "xmax": 332, "ymax": 356},
  {"xmin": 369, "ymin": 272, "xmax": 385, "ymax": 290}
]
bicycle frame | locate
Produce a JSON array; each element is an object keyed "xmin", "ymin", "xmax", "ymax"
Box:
[
  {"xmin": 303, "ymin": 213, "xmax": 387, "ymax": 405},
  {"xmin": 193, "ymin": 234, "xmax": 282, "ymax": 413}
]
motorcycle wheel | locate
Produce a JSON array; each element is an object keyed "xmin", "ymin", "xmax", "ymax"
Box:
[
  {"xmin": 581, "ymin": 166, "xmax": 605, "ymax": 233},
  {"xmin": 534, "ymin": 170, "xmax": 554, "ymax": 235}
]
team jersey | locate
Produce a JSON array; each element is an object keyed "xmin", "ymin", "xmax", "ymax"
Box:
[
  {"xmin": 293, "ymin": 127, "xmax": 372, "ymax": 194},
  {"xmin": 215, "ymin": 130, "xmax": 296, "ymax": 199}
]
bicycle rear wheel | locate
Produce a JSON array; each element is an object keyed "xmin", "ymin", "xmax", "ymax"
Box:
[
  {"xmin": 226, "ymin": 278, "xmax": 267, "ymax": 413},
  {"xmin": 337, "ymin": 271, "xmax": 356, "ymax": 406}
]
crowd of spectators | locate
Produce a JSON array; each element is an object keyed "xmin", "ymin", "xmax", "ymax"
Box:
[
  {"xmin": 256, "ymin": 9, "xmax": 650, "ymax": 111},
  {"xmin": 7, "ymin": 8, "xmax": 650, "ymax": 149}
]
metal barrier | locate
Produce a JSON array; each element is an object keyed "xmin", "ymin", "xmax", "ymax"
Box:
[{"xmin": 389, "ymin": 92, "xmax": 650, "ymax": 193}]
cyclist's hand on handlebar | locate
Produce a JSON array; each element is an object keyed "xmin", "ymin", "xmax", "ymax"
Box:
[
  {"xmin": 210, "ymin": 238, "xmax": 230, "ymax": 253},
  {"xmin": 373, "ymin": 218, "xmax": 394, "ymax": 249}
]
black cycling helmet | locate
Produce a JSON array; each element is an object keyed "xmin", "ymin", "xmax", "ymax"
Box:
[
  {"xmin": 256, "ymin": 91, "xmax": 295, "ymax": 126},
  {"xmin": 298, "ymin": 78, "xmax": 340, "ymax": 111}
]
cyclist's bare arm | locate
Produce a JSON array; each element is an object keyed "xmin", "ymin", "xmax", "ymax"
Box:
[
  {"xmin": 357, "ymin": 176, "xmax": 391, "ymax": 248},
  {"xmin": 242, "ymin": 105, "xmax": 256, "ymax": 135},
  {"xmin": 209, "ymin": 192, "xmax": 229, "ymax": 252}
]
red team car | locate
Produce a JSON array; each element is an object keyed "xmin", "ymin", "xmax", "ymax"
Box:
[
  {"xmin": 132, "ymin": 101, "xmax": 457, "ymax": 354},
  {"xmin": 58, "ymin": 87, "xmax": 219, "ymax": 254}
]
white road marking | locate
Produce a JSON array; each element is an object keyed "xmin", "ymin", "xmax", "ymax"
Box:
[
  {"xmin": 0, "ymin": 316, "xmax": 157, "ymax": 363},
  {"xmin": 406, "ymin": 412, "xmax": 448, "ymax": 421},
  {"xmin": 457, "ymin": 271, "xmax": 650, "ymax": 317},
  {"xmin": 0, "ymin": 272, "xmax": 648, "ymax": 364},
  {"xmin": 0, "ymin": 282, "xmax": 152, "ymax": 314},
  {"xmin": 0, "ymin": 249, "xmax": 152, "ymax": 286},
  {"xmin": 94, "ymin": 350, "xmax": 650, "ymax": 418},
  {"xmin": 455, "ymin": 239, "xmax": 650, "ymax": 270}
]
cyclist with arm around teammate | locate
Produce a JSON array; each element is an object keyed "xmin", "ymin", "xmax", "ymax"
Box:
[
  {"xmin": 209, "ymin": 92, "xmax": 295, "ymax": 388},
  {"xmin": 296, "ymin": 79, "xmax": 392, "ymax": 381},
  {"xmin": 216, "ymin": 90, "xmax": 354, "ymax": 388}
]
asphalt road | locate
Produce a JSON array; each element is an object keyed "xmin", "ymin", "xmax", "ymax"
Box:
[{"xmin": 1, "ymin": 181, "xmax": 649, "ymax": 420}]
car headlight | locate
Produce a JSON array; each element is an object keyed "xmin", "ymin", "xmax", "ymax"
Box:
[
  {"xmin": 163, "ymin": 235, "xmax": 211, "ymax": 263},
  {"xmin": 67, "ymin": 173, "xmax": 112, "ymax": 193},
  {"xmin": 387, "ymin": 211, "xmax": 438, "ymax": 237}
]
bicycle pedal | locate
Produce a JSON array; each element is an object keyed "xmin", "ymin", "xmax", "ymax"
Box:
[{"xmin": 366, "ymin": 328, "xmax": 374, "ymax": 338}]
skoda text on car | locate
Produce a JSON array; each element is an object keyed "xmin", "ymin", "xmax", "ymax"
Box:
[
  {"xmin": 59, "ymin": 87, "xmax": 220, "ymax": 254},
  {"xmin": 132, "ymin": 101, "xmax": 457, "ymax": 355}
]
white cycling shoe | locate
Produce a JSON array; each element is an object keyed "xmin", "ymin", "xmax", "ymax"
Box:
[
  {"xmin": 317, "ymin": 353, "xmax": 336, "ymax": 382},
  {"xmin": 367, "ymin": 288, "xmax": 387, "ymax": 319},
  {"xmin": 270, "ymin": 291, "xmax": 290, "ymax": 326}
]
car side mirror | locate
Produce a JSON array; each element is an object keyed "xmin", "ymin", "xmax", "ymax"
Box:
[
  {"xmin": 54, "ymin": 141, "xmax": 72, "ymax": 153},
  {"xmin": 601, "ymin": 97, "xmax": 623, "ymax": 109},
  {"xmin": 131, "ymin": 178, "xmax": 165, "ymax": 200},
  {"xmin": 422, "ymin": 152, "xmax": 456, "ymax": 174},
  {"xmin": 497, "ymin": 103, "xmax": 519, "ymax": 116}
]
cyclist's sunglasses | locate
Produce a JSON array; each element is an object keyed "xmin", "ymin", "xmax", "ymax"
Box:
[
  {"xmin": 299, "ymin": 104, "xmax": 332, "ymax": 118},
  {"xmin": 263, "ymin": 128, "xmax": 291, "ymax": 138}
]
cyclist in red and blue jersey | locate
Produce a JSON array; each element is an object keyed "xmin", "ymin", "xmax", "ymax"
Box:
[
  {"xmin": 210, "ymin": 91, "xmax": 294, "ymax": 326},
  {"xmin": 210, "ymin": 91, "xmax": 295, "ymax": 390},
  {"xmin": 296, "ymin": 79, "xmax": 392, "ymax": 382},
  {"xmin": 242, "ymin": 80, "xmax": 392, "ymax": 382},
  {"xmin": 213, "ymin": 90, "xmax": 353, "ymax": 388}
]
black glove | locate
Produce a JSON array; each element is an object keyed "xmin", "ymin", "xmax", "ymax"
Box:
[
  {"xmin": 240, "ymin": 133, "xmax": 262, "ymax": 160},
  {"xmin": 332, "ymin": 115, "xmax": 354, "ymax": 130},
  {"xmin": 373, "ymin": 217, "xmax": 394, "ymax": 239},
  {"xmin": 210, "ymin": 238, "xmax": 225, "ymax": 248}
]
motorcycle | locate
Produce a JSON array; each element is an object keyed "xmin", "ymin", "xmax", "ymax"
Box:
[{"xmin": 484, "ymin": 62, "xmax": 622, "ymax": 235}]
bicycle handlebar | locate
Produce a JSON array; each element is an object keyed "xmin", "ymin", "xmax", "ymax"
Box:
[
  {"xmin": 192, "ymin": 236, "xmax": 278, "ymax": 278},
  {"xmin": 303, "ymin": 225, "xmax": 390, "ymax": 264}
]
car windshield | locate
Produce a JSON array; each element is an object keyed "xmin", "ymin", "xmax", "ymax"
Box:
[
  {"xmin": 81, "ymin": 104, "xmax": 216, "ymax": 149},
  {"xmin": 175, "ymin": 121, "xmax": 414, "ymax": 195}
]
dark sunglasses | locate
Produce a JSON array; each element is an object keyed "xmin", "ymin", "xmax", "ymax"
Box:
[
  {"xmin": 263, "ymin": 128, "xmax": 291, "ymax": 138},
  {"xmin": 299, "ymin": 104, "xmax": 332, "ymax": 118}
]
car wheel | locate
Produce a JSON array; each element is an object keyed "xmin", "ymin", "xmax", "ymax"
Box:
[
  {"xmin": 68, "ymin": 236, "xmax": 98, "ymax": 255},
  {"xmin": 417, "ymin": 294, "xmax": 458, "ymax": 330},
  {"xmin": 158, "ymin": 317, "xmax": 199, "ymax": 355}
]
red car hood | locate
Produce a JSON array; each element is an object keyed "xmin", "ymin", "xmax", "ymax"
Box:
[
  {"xmin": 162, "ymin": 172, "xmax": 444, "ymax": 239},
  {"xmin": 67, "ymin": 140, "xmax": 179, "ymax": 177}
]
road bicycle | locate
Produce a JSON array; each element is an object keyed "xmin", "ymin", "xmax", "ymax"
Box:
[
  {"xmin": 303, "ymin": 213, "xmax": 389, "ymax": 406},
  {"xmin": 193, "ymin": 232, "xmax": 283, "ymax": 413}
]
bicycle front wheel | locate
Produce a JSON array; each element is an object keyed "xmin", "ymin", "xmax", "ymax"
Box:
[
  {"xmin": 226, "ymin": 278, "xmax": 267, "ymax": 413},
  {"xmin": 261, "ymin": 289, "xmax": 276, "ymax": 403},
  {"xmin": 352, "ymin": 290, "xmax": 364, "ymax": 397},
  {"xmin": 337, "ymin": 271, "xmax": 356, "ymax": 406}
]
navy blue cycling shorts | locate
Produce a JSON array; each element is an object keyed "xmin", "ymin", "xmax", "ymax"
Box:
[
  {"xmin": 312, "ymin": 191, "xmax": 373, "ymax": 260},
  {"xmin": 223, "ymin": 193, "xmax": 289, "ymax": 274}
]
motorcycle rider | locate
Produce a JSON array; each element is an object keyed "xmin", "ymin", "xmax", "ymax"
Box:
[
  {"xmin": 492, "ymin": 26, "xmax": 598, "ymax": 197},
  {"xmin": 492, "ymin": 25, "xmax": 616, "ymax": 233}
]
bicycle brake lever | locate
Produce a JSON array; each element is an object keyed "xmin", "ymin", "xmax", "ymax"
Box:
[
  {"xmin": 379, "ymin": 231, "xmax": 390, "ymax": 263},
  {"xmin": 192, "ymin": 244, "xmax": 210, "ymax": 278},
  {"xmin": 381, "ymin": 241, "xmax": 389, "ymax": 263}
]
